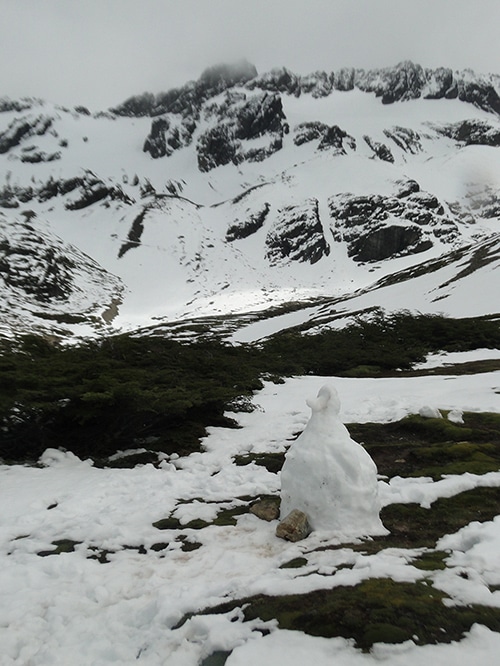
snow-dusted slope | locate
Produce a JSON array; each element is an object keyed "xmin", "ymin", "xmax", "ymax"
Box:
[{"xmin": 2, "ymin": 61, "xmax": 500, "ymax": 338}]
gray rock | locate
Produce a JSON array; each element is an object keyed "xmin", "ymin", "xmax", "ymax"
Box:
[
  {"xmin": 250, "ymin": 498, "xmax": 280, "ymax": 522},
  {"xmin": 276, "ymin": 509, "xmax": 311, "ymax": 542},
  {"xmin": 266, "ymin": 198, "xmax": 330, "ymax": 265}
]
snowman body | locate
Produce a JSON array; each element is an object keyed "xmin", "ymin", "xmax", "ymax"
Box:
[{"xmin": 280, "ymin": 384, "xmax": 386, "ymax": 535}]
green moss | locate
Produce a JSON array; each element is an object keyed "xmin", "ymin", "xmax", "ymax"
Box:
[
  {"xmin": 3, "ymin": 313, "xmax": 500, "ymax": 463},
  {"xmin": 177, "ymin": 536, "xmax": 202, "ymax": 552},
  {"xmin": 212, "ymin": 505, "xmax": 249, "ymax": 526},
  {"xmin": 379, "ymin": 486, "xmax": 500, "ymax": 549},
  {"xmin": 152, "ymin": 504, "xmax": 250, "ymax": 531},
  {"xmin": 412, "ymin": 550, "xmax": 448, "ymax": 571},
  {"xmin": 152, "ymin": 516, "xmax": 210, "ymax": 530},
  {"xmin": 361, "ymin": 623, "xmax": 413, "ymax": 646},
  {"xmin": 37, "ymin": 539, "xmax": 81, "ymax": 556},
  {"xmin": 87, "ymin": 547, "xmax": 112, "ymax": 564},
  {"xmin": 408, "ymin": 439, "xmax": 499, "ymax": 479},
  {"xmin": 349, "ymin": 412, "xmax": 500, "ymax": 480},
  {"xmin": 233, "ymin": 452, "xmax": 285, "ymax": 473},
  {"xmin": 200, "ymin": 651, "xmax": 232, "ymax": 666},
  {"xmin": 195, "ymin": 578, "xmax": 500, "ymax": 650},
  {"xmin": 341, "ymin": 365, "xmax": 383, "ymax": 378},
  {"xmin": 279, "ymin": 557, "xmax": 308, "ymax": 569}
]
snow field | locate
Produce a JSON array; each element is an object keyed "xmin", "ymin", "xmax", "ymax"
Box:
[{"xmin": 2, "ymin": 363, "xmax": 500, "ymax": 664}]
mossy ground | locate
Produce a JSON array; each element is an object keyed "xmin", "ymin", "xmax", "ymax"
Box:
[
  {"xmin": 4, "ymin": 313, "xmax": 500, "ymax": 651},
  {"xmin": 2, "ymin": 312, "xmax": 500, "ymax": 464},
  {"xmin": 193, "ymin": 579, "xmax": 500, "ymax": 651},
  {"xmin": 172, "ymin": 412, "xmax": 500, "ymax": 651},
  {"xmin": 349, "ymin": 411, "xmax": 500, "ymax": 480}
]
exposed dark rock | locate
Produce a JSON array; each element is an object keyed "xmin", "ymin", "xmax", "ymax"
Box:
[
  {"xmin": 349, "ymin": 225, "xmax": 432, "ymax": 262},
  {"xmin": 299, "ymin": 71, "xmax": 334, "ymax": 98},
  {"xmin": 294, "ymin": 121, "xmax": 330, "ymax": 146},
  {"xmin": 142, "ymin": 115, "xmax": 196, "ymax": 159},
  {"xmin": 143, "ymin": 117, "xmax": 169, "ymax": 158},
  {"xmin": 0, "ymin": 115, "xmax": 53, "ymax": 154},
  {"xmin": 0, "ymin": 98, "xmax": 33, "ymax": 113},
  {"xmin": 20, "ymin": 151, "xmax": 61, "ymax": 164},
  {"xmin": 422, "ymin": 67, "xmax": 455, "ymax": 99},
  {"xmin": 457, "ymin": 78, "xmax": 500, "ymax": 115},
  {"xmin": 395, "ymin": 179, "xmax": 421, "ymax": 198},
  {"xmin": 197, "ymin": 92, "xmax": 288, "ymax": 171},
  {"xmin": 118, "ymin": 207, "xmax": 149, "ymax": 258},
  {"xmin": 276, "ymin": 509, "xmax": 311, "ymax": 541},
  {"xmin": 363, "ymin": 135, "xmax": 394, "ymax": 162},
  {"xmin": 0, "ymin": 176, "xmax": 88, "ymax": 208},
  {"xmin": 432, "ymin": 119, "xmax": 500, "ymax": 146},
  {"xmin": 333, "ymin": 67, "xmax": 356, "ymax": 91},
  {"xmin": 329, "ymin": 187, "xmax": 457, "ymax": 262},
  {"xmin": 356, "ymin": 61, "xmax": 426, "ymax": 103},
  {"xmin": 112, "ymin": 60, "xmax": 500, "ymax": 129},
  {"xmin": 74, "ymin": 105, "xmax": 91, "ymax": 116},
  {"xmin": 65, "ymin": 185, "xmax": 110, "ymax": 210},
  {"xmin": 197, "ymin": 125, "xmax": 239, "ymax": 172},
  {"xmin": 0, "ymin": 219, "xmax": 75, "ymax": 301},
  {"xmin": 407, "ymin": 191, "xmax": 444, "ymax": 214},
  {"xmin": 266, "ymin": 198, "xmax": 330, "ymax": 265},
  {"xmin": 226, "ymin": 203, "xmax": 270, "ymax": 242},
  {"xmin": 234, "ymin": 93, "xmax": 286, "ymax": 140},
  {"xmin": 384, "ymin": 126, "xmax": 423, "ymax": 154},
  {"xmin": 0, "ymin": 192, "xmax": 19, "ymax": 208},
  {"xmin": 318, "ymin": 125, "xmax": 356, "ymax": 152},
  {"xmin": 330, "ymin": 194, "xmax": 391, "ymax": 231},
  {"xmin": 111, "ymin": 92, "xmax": 156, "ymax": 117},
  {"xmin": 112, "ymin": 60, "xmax": 257, "ymax": 118},
  {"xmin": 294, "ymin": 121, "xmax": 356, "ymax": 154},
  {"xmin": 246, "ymin": 67, "xmax": 301, "ymax": 96},
  {"xmin": 60, "ymin": 174, "xmax": 133, "ymax": 210}
]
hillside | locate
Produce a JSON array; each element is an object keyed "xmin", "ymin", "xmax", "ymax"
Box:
[
  {"xmin": 1, "ymin": 60, "xmax": 500, "ymax": 339},
  {"xmin": 2, "ymin": 61, "xmax": 500, "ymax": 666}
]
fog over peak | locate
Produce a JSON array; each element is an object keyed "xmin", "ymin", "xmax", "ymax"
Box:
[{"xmin": 2, "ymin": 0, "xmax": 500, "ymax": 109}]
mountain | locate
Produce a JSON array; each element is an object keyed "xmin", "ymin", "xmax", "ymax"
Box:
[{"xmin": 1, "ymin": 60, "xmax": 500, "ymax": 341}]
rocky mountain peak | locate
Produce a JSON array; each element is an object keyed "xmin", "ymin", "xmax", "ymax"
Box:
[
  {"xmin": 198, "ymin": 60, "xmax": 258, "ymax": 92},
  {"xmin": 2, "ymin": 59, "xmax": 500, "ymax": 339}
]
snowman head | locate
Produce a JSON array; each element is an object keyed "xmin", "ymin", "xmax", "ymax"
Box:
[{"xmin": 306, "ymin": 384, "xmax": 341, "ymax": 415}]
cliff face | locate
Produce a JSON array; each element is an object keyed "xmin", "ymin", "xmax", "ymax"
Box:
[{"xmin": 1, "ymin": 59, "xmax": 500, "ymax": 339}]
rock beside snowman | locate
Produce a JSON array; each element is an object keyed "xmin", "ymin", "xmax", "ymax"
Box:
[{"xmin": 280, "ymin": 384, "xmax": 386, "ymax": 536}]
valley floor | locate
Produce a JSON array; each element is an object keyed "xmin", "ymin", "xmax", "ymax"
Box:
[{"xmin": 2, "ymin": 352, "xmax": 500, "ymax": 664}]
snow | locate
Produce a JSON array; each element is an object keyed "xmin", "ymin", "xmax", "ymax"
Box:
[
  {"xmin": 414, "ymin": 348, "xmax": 500, "ymax": 369},
  {"xmin": 3, "ymin": 87, "xmax": 500, "ymax": 339},
  {"xmin": 3, "ymin": 80, "xmax": 500, "ymax": 662},
  {"xmin": 280, "ymin": 384, "xmax": 385, "ymax": 535},
  {"xmin": 2, "ymin": 371, "xmax": 500, "ymax": 664}
]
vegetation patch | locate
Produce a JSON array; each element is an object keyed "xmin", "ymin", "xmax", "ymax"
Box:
[
  {"xmin": 153, "ymin": 503, "xmax": 251, "ymax": 531},
  {"xmin": 411, "ymin": 550, "xmax": 448, "ymax": 571},
  {"xmin": 378, "ymin": 486, "xmax": 500, "ymax": 549},
  {"xmin": 233, "ymin": 452, "xmax": 285, "ymax": 473},
  {"xmin": 279, "ymin": 557, "xmax": 308, "ymax": 569},
  {"xmin": 37, "ymin": 539, "xmax": 82, "ymax": 557},
  {"xmin": 190, "ymin": 578, "xmax": 500, "ymax": 650},
  {"xmin": 2, "ymin": 313, "xmax": 500, "ymax": 464},
  {"xmin": 349, "ymin": 412, "xmax": 500, "ymax": 479}
]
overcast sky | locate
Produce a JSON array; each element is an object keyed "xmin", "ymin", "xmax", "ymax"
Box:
[{"xmin": 1, "ymin": 0, "xmax": 500, "ymax": 109}]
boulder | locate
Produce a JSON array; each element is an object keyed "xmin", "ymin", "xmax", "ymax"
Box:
[
  {"xmin": 250, "ymin": 498, "xmax": 280, "ymax": 522},
  {"xmin": 276, "ymin": 510, "xmax": 311, "ymax": 542}
]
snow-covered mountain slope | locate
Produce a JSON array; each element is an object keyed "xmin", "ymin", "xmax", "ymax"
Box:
[{"xmin": 2, "ymin": 60, "xmax": 500, "ymax": 339}]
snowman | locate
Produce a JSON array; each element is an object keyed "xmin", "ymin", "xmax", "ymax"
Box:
[{"xmin": 280, "ymin": 384, "xmax": 386, "ymax": 536}]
